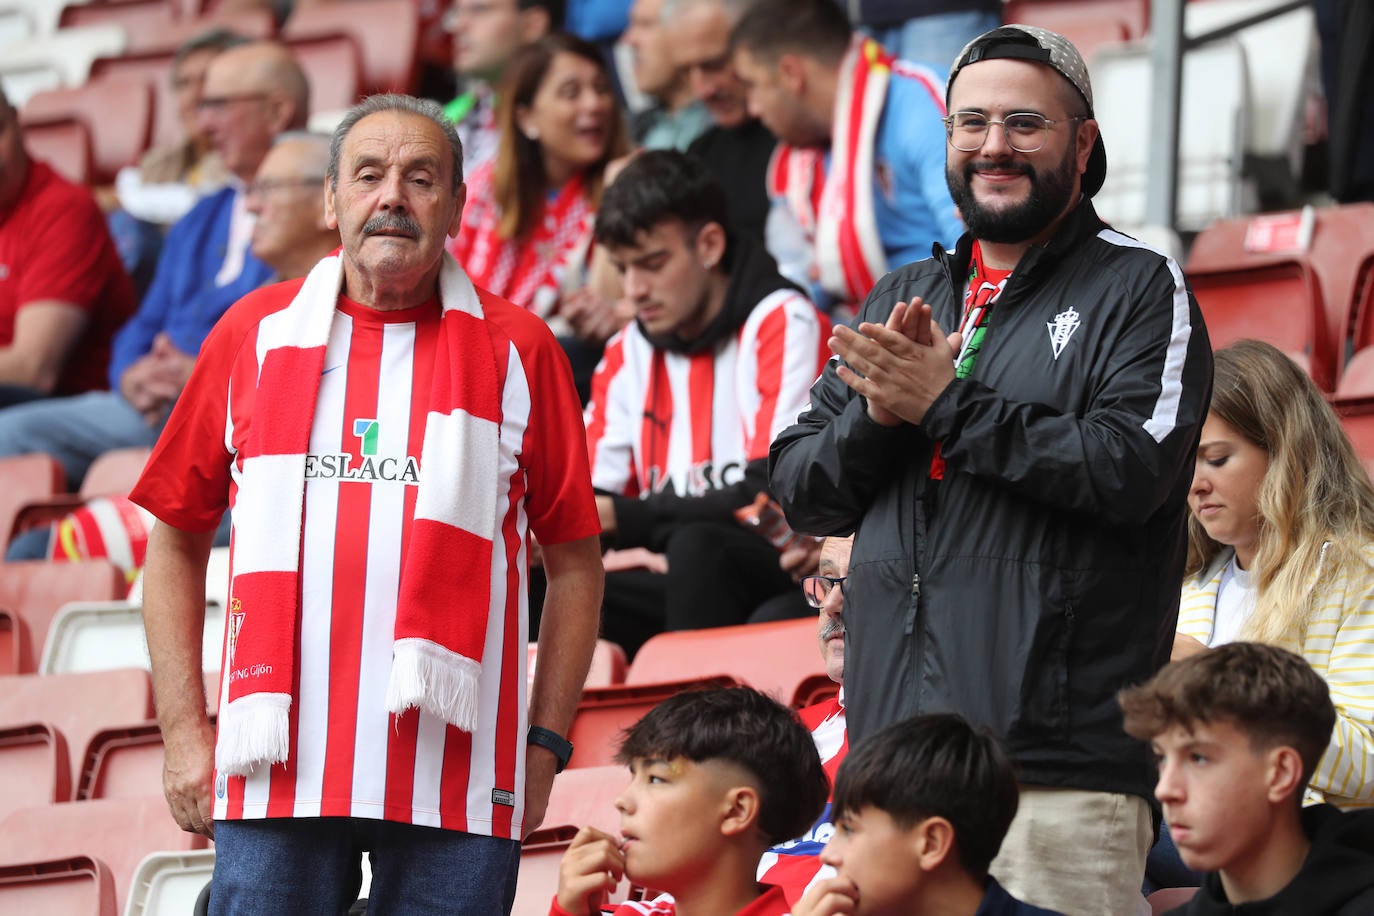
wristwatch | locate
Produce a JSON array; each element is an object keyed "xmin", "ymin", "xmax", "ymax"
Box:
[{"xmin": 527, "ymin": 726, "xmax": 574, "ymax": 773}]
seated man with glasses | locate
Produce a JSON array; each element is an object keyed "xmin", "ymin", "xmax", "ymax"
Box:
[
  {"xmin": 770, "ymin": 23, "xmax": 1212, "ymax": 916},
  {"xmin": 755, "ymin": 535, "xmax": 853, "ymax": 908},
  {"xmin": 0, "ymin": 41, "xmax": 309, "ymax": 489}
]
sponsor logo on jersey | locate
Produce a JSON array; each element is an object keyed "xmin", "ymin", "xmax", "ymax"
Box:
[
  {"xmin": 305, "ymin": 418, "xmax": 422, "ymax": 484},
  {"xmin": 645, "ymin": 459, "xmax": 746, "ymax": 497}
]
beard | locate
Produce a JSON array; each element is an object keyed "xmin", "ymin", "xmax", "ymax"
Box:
[{"xmin": 946, "ymin": 142, "xmax": 1079, "ymax": 244}]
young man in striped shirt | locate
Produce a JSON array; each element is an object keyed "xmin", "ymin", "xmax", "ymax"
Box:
[
  {"xmin": 135, "ymin": 94, "xmax": 604, "ymax": 914},
  {"xmin": 582, "ymin": 149, "xmax": 830, "ymax": 658}
]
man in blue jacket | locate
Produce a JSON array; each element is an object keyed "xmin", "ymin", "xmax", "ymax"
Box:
[{"xmin": 0, "ymin": 42, "xmax": 308, "ymax": 487}]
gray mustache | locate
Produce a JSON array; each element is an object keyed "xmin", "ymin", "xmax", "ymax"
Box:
[
  {"xmin": 362, "ymin": 213, "xmax": 422, "ymax": 238},
  {"xmin": 819, "ymin": 618, "xmax": 845, "ymax": 641}
]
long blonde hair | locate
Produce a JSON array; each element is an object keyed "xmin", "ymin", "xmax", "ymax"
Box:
[{"xmin": 1187, "ymin": 340, "xmax": 1374, "ymax": 643}]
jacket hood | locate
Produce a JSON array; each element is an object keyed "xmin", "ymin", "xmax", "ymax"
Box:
[
  {"xmin": 637, "ymin": 236, "xmax": 801, "ymax": 355},
  {"xmin": 1179, "ymin": 805, "xmax": 1374, "ymax": 915}
]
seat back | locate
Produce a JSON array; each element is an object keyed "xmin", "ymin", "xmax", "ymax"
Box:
[
  {"xmin": 124, "ymin": 849, "xmax": 215, "ymax": 916},
  {"xmin": 284, "ymin": 35, "xmax": 363, "ymax": 118},
  {"xmin": 22, "ymin": 79, "xmax": 152, "ymax": 184},
  {"xmin": 512, "ymin": 826, "xmax": 579, "ymax": 916},
  {"xmin": 80, "ymin": 447, "xmax": 154, "ymax": 499},
  {"xmin": 60, "ymin": 0, "xmax": 171, "ymax": 36},
  {"xmin": 567, "ymin": 676, "xmax": 739, "ymax": 768},
  {"xmin": 543, "ymin": 765, "xmax": 627, "ymax": 837},
  {"xmin": 282, "ymin": 0, "xmax": 419, "ymax": 94},
  {"xmin": 125, "ymin": 7, "xmax": 277, "ymax": 55},
  {"xmin": 528, "ymin": 639, "xmax": 626, "ymax": 691},
  {"xmin": 0, "ymin": 723, "xmax": 71, "ymax": 817},
  {"xmin": 627, "ymin": 617, "xmax": 824, "ymax": 701},
  {"xmin": 20, "ymin": 116, "xmax": 92, "ymax": 184},
  {"xmin": 0, "ymin": 668, "xmax": 155, "ymax": 791},
  {"xmin": 89, "ymin": 51, "xmax": 179, "ymax": 149},
  {"xmin": 0, "ymin": 453, "xmax": 64, "ymax": 548},
  {"xmin": 78, "ymin": 720, "xmax": 165, "ymax": 801},
  {"xmin": 1003, "ymin": 1, "xmax": 1134, "ymax": 61},
  {"xmin": 0, "ymin": 25, "xmax": 127, "ymax": 106},
  {"xmin": 1188, "ymin": 262, "xmax": 1332, "ymax": 389},
  {"xmin": 0, "ymin": 560, "xmax": 127, "ymax": 674},
  {"xmin": 0, "ymin": 856, "xmax": 118, "ymax": 916},
  {"xmin": 1336, "ymin": 399, "xmax": 1374, "ymax": 481},
  {"xmin": 0, "ymin": 797, "xmax": 207, "ymax": 912}
]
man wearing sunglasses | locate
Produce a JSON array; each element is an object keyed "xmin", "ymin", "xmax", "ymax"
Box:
[{"xmin": 770, "ymin": 25, "xmax": 1213, "ymax": 916}]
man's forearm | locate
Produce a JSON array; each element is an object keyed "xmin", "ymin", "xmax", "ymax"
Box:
[
  {"xmin": 528, "ymin": 534, "xmax": 605, "ymax": 737},
  {"xmin": 142, "ymin": 521, "xmax": 217, "ymax": 736}
]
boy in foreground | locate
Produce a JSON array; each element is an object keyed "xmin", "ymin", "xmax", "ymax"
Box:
[
  {"xmin": 1119, "ymin": 642, "xmax": 1374, "ymax": 914},
  {"xmin": 551, "ymin": 686, "xmax": 830, "ymax": 916},
  {"xmin": 796, "ymin": 713, "xmax": 1062, "ymax": 916}
]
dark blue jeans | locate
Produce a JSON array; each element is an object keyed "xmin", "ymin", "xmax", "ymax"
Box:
[{"xmin": 210, "ymin": 817, "xmax": 520, "ymax": 916}]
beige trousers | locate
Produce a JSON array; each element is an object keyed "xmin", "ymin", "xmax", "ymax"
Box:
[{"xmin": 989, "ymin": 786, "xmax": 1153, "ymax": 916}]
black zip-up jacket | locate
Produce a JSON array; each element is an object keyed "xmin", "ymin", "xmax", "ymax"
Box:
[
  {"xmin": 1165, "ymin": 805, "xmax": 1374, "ymax": 915},
  {"xmin": 768, "ymin": 200, "xmax": 1213, "ymax": 800}
]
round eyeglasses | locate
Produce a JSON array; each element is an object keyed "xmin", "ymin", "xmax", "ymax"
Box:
[
  {"xmin": 942, "ymin": 110, "xmax": 1086, "ymax": 153},
  {"xmin": 800, "ymin": 575, "xmax": 847, "ymax": 609}
]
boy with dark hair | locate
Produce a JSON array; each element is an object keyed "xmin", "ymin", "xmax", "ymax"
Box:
[
  {"xmin": 795, "ymin": 713, "xmax": 1061, "ymax": 916},
  {"xmin": 551, "ymin": 685, "xmax": 830, "ymax": 915},
  {"xmin": 584, "ymin": 150, "xmax": 830, "ymax": 654},
  {"xmin": 1120, "ymin": 642, "xmax": 1374, "ymax": 915}
]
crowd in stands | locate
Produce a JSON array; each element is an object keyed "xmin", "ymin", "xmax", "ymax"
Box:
[{"xmin": 2, "ymin": 1, "xmax": 1374, "ymax": 914}]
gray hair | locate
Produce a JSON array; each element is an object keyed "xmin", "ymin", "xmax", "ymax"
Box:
[
  {"xmin": 660, "ymin": 0, "xmax": 750, "ymax": 26},
  {"xmin": 270, "ymin": 130, "xmax": 332, "ymax": 172},
  {"xmin": 328, "ymin": 94, "xmax": 465, "ymax": 193},
  {"xmin": 173, "ymin": 27, "xmax": 251, "ymax": 69}
]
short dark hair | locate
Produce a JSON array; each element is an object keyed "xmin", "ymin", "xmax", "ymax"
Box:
[
  {"xmin": 519, "ymin": 0, "xmax": 565, "ymax": 28},
  {"xmin": 730, "ymin": 0, "xmax": 851, "ymax": 64},
  {"xmin": 594, "ymin": 150, "xmax": 729, "ymax": 249},
  {"xmin": 616, "ymin": 686, "xmax": 829, "ymax": 846},
  {"xmin": 832, "ymin": 713, "xmax": 1019, "ymax": 879},
  {"xmin": 1119, "ymin": 642, "xmax": 1336, "ymax": 797},
  {"xmin": 173, "ymin": 27, "xmax": 250, "ymax": 69}
]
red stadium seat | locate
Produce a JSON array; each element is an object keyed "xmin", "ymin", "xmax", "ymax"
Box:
[
  {"xmin": 513, "ymin": 826, "xmax": 580, "ymax": 916},
  {"xmin": 1002, "ymin": 0, "xmax": 1147, "ymax": 58},
  {"xmin": 542, "ymin": 764, "xmax": 627, "ymax": 838},
  {"xmin": 0, "ymin": 723, "xmax": 72, "ymax": 817},
  {"xmin": 0, "ymin": 668, "xmax": 154, "ymax": 791},
  {"xmin": 21, "ymin": 79, "xmax": 152, "ymax": 184},
  {"xmin": 12, "ymin": 446, "xmax": 153, "ymax": 536},
  {"xmin": 21, "ymin": 117, "xmax": 93, "ymax": 185},
  {"xmin": 0, "ymin": 797, "xmax": 206, "ymax": 913},
  {"xmin": 1187, "ymin": 261, "xmax": 1333, "ymax": 390},
  {"xmin": 0, "ymin": 856, "xmax": 118, "ymax": 916},
  {"xmin": 0, "ymin": 453, "xmax": 65, "ymax": 549},
  {"xmin": 284, "ymin": 34, "xmax": 363, "ymax": 116},
  {"xmin": 76, "ymin": 720, "xmax": 165, "ymax": 801},
  {"xmin": 282, "ymin": 0, "xmax": 420, "ymax": 95},
  {"xmin": 124, "ymin": 7, "xmax": 277, "ymax": 54},
  {"xmin": 627, "ymin": 618, "xmax": 825, "ymax": 704},
  {"xmin": 527, "ymin": 639, "xmax": 627, "ymax": 691},
  {"xmin": 567, "ymin": 675, "xmax": 739, "ymax": 769},
  {"xmin": 89, "ymin": 51, "xmax": 180, "ymax": 149},
  {"xmin": 0, "ymin": 561, "xmax": 126, "ymax": 674},
  {"xmin": 60, "ymin": 0, "xmax": 173, "ymax": 37},
  {"xmin": 1335, "ymin": 398, "xmax": 1374, "ymax": 481}
]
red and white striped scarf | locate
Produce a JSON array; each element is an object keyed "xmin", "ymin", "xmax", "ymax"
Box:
[
  {"xmin": 218, "ymin": 250, "xmax": 502, "ymax": 776},
  {"xmin": 767, "ymin": 36, "xmax": 894, "ymax": 304},
  {"xmin": 449, "ymin": 163, "xmax": 594, "ymax": 320}
]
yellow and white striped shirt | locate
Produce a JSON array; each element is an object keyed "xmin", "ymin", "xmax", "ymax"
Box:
[{"xmin": 1178, "ymin": 545, "xmax": 1374, "ymax": 809}]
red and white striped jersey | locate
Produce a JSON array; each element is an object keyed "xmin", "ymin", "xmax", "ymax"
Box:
[
  {"xmin": 757, "ymin": 694, "xmax": 848, "ymax": 906},
  {"xmin": 548, "ymin": 885, "xmax": 793, "ymax": 915},
  {"xmin": 584, "ymin": 289, "xmax": 829, "ymax": 499},
  {"xmin": 132, "ymin": 281, "xmax": 599, "ymax": 839}
]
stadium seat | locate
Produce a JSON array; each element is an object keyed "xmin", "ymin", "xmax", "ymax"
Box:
[
  {"xmin": 282, "ymin": 0, "xmax": 420, "ymax": 95},
  {"xmin": 513, "ymin": 825, "xmax": 581, "ymax": 916},
  {"xmin": 0, "ymin": 796, "xmax": 207, "ymax": 913},
  {"xmin": 626, "ymin": 617, "xmax": 825, "ymax": 703},
  {"xmin": 0, "ymin": 668, "xmax": 154, "ymax": 791},
  {"xmin": 40, "ymin": 599, "xmax": 224, "ymax": 675},
  {"xmin": 0, "ymin": 722, "xmax": 71, "ymax": 817},
  {"xmin": 0, "ymin": 24, "xmax": 127, "ymax": 108},
  {"xmin": 1188, "ymin": 261, "xmax": 1333, "ymax": 390},
  {"xmin": 542, "ymin": 764, "xmax": 627, "ymax": 837},
  {"xmin": 1093, "ymin": 38, "xmax": 1254, "ymax": 231},
  {"xmin": 89, "ymin": 50, "xmax": 179, "ymax": 149},
  {"xmin": 76, "ymin": 720, "xmax": 165, "ymax": 800},
  {"xmin": 124, "ymin": 7, "xmax": 276, "ymax": 55},
  {"xmin": 11, "ymin": 445, "xmax": 153, "ymax": 536},
  {"xmin": 0, "ymin": 855, "xmax": 118, "ymax": 915},
  {"xmin": 527, "ymin": 639, "xmax": 627, "ymax": 691},
  {"xmin": 59, "ymin": 0, "xmax": 172, "ymax": 36},
  {"xmin": 0, "ymin": 453, "xmax": 65, "ymax": 549},
  {"xmin": 1003, "ymin": 0, "xmax": 1138, "ymax": 61},
  {"xmin": 124, "ymin": 849, "xmax": 215, "ymax": 916},
  {"xmin": 22, "ymin": 79, "xmax": 153, "ymax": 184},
  {"xmin": 284, "ymin": 34, "xmax": 363, "ymax": 119},
  {"xmin": 0, "ymin": 0, "xmax": 97, "ymax": 45},
  {"xmin": 1147, "ymin": 886, "xmax": 1198, "ymax": 914},
  {"xmin": 0, "ymin": 560, "xmax": 127, "ymax": 674},
  {"xmin": 21, "ymin": 116, "xmax": 93, "ymax": 184},
  {"xmin": 567, "ymin": 675, "xmax": 739, "ymax": 769}
]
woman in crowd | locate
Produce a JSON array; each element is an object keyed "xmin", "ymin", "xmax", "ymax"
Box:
[
  {"xmin": 1176, "ymin": 338, "xmax": 1374, "ymax": 810},
  {"xmin": 449, "ymin": 32, "xmax": 629, "ymax": 396}
]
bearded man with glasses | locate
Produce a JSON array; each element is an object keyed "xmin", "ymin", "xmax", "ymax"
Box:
[{"xmin": 770, "ymin": 25, "xmax": 1213, "ymax": 916}]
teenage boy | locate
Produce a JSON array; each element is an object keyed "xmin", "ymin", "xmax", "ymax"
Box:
[
  {"xmin": 550, "ymin": 685, "xmax": 830, "ymax": 916},
  {"xmin": 1120, "ymin": 642, "xmax": 1374, "ymax": 915},
  {"xmin": 796, "ymin": 714, "xmax": 1062, "ymax": 916}
]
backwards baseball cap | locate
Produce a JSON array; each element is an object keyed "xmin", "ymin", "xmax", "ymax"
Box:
[{"xmin": 946, "ymin": 24, "xmax": 1107, "ymax": 198}]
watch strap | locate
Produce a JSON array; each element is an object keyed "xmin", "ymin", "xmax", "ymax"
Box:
[{"xmin": 527, "ymin": 725, "xmax": 573, "ymax": 773}]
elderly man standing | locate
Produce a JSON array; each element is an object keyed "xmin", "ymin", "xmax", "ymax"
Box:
[
  {"xmin": 133, "ymin": 95, "xmax": 604, "ymax": 914},
  {"xmin": 769, "ymin": 26, "xmax": 1212, "ymax": 916}
]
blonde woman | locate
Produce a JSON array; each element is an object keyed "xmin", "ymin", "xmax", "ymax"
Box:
[{"xmin": 1177, "ymin": 338, "xmax": 1374, "ymax": 809}]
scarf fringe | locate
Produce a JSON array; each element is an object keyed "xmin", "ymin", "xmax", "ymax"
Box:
[
  {"xmin": 386, "ymin": 637, "xmax": 482, "ymax": 732},
  {"xmin": 215, "ymin": 692, "xmax": 292, "ymax": 775}
]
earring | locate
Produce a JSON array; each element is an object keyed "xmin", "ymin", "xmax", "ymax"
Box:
[{"xmin": 524, "ymin": 126, "xmax": 540, "ymax": 141}]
